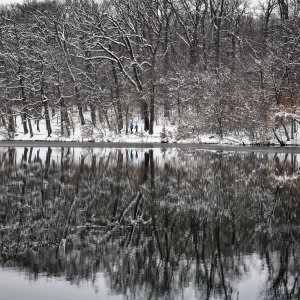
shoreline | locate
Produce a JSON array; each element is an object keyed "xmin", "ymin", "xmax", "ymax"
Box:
[{"xmin": 1, "ymin": 140, "xmax": 300, "ymax": 153}]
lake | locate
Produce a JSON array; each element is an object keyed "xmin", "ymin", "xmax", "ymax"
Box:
[{"xmin": 0, "ymin": 146, "xmax": 299, "ymax": 299}]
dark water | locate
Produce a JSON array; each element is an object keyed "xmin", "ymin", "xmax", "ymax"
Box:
[{"xmin": 0, "ymin": 146, "xmax": 299, "ymax": 300}]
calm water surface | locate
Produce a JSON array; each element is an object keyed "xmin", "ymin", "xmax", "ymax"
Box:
[{"xmin": 0, "ymin": 146, "xmax": 299, "ymax": 300}]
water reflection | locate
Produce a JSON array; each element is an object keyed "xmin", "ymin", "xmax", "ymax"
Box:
[{"xmin": 0, "ymin": 147, "xmax": 300, "ymax": 299}]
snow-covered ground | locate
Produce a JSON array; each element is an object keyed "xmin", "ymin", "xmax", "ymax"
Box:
[{"xmin": 1, "ymin": 110, "xmax": 300, "ymax": 146}]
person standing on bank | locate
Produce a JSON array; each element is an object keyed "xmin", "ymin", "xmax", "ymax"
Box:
[
  {"xmin": 129, "ymin": 122, "xmax": 134, "ymax": 134},
  {"xmin": 135, "ymin": 122, "xmax": 138, "ymax": 133}
]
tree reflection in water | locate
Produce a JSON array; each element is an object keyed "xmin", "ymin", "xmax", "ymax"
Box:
[{"xmin": 0, "ymin": 147, "xmax": 300, "ymax": 299}]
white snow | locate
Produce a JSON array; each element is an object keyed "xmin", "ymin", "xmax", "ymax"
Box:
[{"xmin": 2, "ymin": 108, "xmax": 300, "ymax": 145}]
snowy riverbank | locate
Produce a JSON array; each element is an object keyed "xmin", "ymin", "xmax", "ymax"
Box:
[
  {"xmin": 0, "ymin": 131, "xmax": 263, "ymax": 145},
  {"xmin": 1, "ymin": 111, "xmax": 300, "ymax": 146},
  {"xmin": 0, "ymin": 130, "xmax": 294, "ymax": 146}
]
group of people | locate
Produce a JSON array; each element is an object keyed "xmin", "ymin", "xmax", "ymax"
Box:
[{"xmin": 129, "ymin": 122, "xmax": 138, "ymax": 133}]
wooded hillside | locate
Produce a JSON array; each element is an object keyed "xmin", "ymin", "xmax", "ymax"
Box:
[{"xmin": 0, "ymin": 0, "xmax": 299, "ymax": 143}]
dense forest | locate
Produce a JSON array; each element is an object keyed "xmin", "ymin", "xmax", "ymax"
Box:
[{"xmin": 0, "ymin": 0, "xmax": 299, "ymax": 142}]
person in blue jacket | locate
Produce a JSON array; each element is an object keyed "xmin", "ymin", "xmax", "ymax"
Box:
[{"xmin": 129, "ymin": 122, "xmax": 134, "ymax": 133}]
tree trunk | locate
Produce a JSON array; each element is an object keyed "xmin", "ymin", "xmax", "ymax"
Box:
[
  {"xmin": 177, "ymin": 90, "xmax": 181, "ymax": 124},
  {"xmin": 231, "ymin": 33, "xmax": 236, "ymax": 73},
  {"xmin": 214, "ymin": 27, "xmax": 221, "ymax": 71},
  {"xmin": 116, "ymin": 99, "xmax": 123, "ymax": 133},
  {"xmin": 2, "ymin": 64, "xmax": 15, "ymax": 138},
  {"xmin": 56, "ymin": 71, "xmax": 70, "ymax": 136},
  {"xmin": 7, "ymin": 108, "xmax": 15, "ymax": 139},
  {"xmin": 90, "ymin": 104, "xmax": 96, "ymax": 127},
  {"xmin": 20, "ymin": 112, "xmax": 28, "ymax": 135},
  {"xmin": 111, "ymin": 56, "xmax": 123, "ymax": 133},
  {"xmin": 278, "ymin": 0, "xmax": 288, "ymax": 21},
  {"xmin": 36, "ymin": 120, "xmax": 40, "ymax": 132},
  {"xmin": 210, "ymin": 0, "xmax": 224, "ymax": 72},
  {"xmin": 98, "ymin": 109, "xmax": 104, "ymax": 124},
  {"xmin": 149, "ymin": 83, "xmax": 155, "ymax": 135},
  {"xmin": 149, "ymin": 55, "xmax": 156, "ymax": 135},
  {"xmin": 125, "ymin": 105, "xmax": 129, "ymax": 134},
  {"xmin": 43, "ymin": 97, "xmax": 52, "ymax": 137},
  {"xmin": 201, "ymin": 0, "xmax": 208, "ymax": 71},
  {"xmin": 163, "ymin": 0, "xmax": 170, "ymax": 72},
  {"xmin": 61, "ymin": 97, "xmax": 70, "ymax": 136},
  {"xmin": 281, "ymin": 118, "xmax": 289, "ymax": 141},
  {"xmin": 190, "ymin": 1, "xmax": 201, "ymax": 66},
  {"xmin": 0, "ymin": 30, "xmax": 16, "ymax": 138},
  {"xmin": 28, "ymin": 119, "xmax": 33, "ymax": 137},
  {"xmin": 142, "ymin": 100, "xmax": 150, "ymax": 132},
  {"xmin": 273, "ymin": 128, "xmax": 285, "ymax": 146},
  {"xmin": 75, "ymin": 85, "xmax": 85, "ymax": 126},
  {"xmin": 19, "ymin": 65, "xmax": 33, "ymax": 137},
  {"xmin": 55, "ymin": 22, "xmax": 85, "ymax": 126},
  {"xmin": 41, "ymin": 62, "xmax": 52, "ymax": 137},
  {"xmin": 164, "ymin": 97, "xmax": 170, "ymax": 119},
  {"xmin": 103, "ymin": 108, "xmax": 111, "ymax": 131}
]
